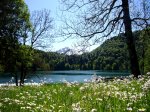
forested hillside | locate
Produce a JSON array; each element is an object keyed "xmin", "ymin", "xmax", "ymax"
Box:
[
  {"xmin": 1, "ymin": 27, "xmax": 149, "ymax": 73},
  {"xmin": 29, "ymin": 29, "xmax": 150, "ymax": 73}
]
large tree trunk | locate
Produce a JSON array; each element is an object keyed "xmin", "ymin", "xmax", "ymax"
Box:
[
  {"xmin": 20, "ymin": 63, "xmax": 27, "ymax": 86},
  {"xmin": 122, "ymin": 0, "xmax": 141, "ymax": 78},
  {"xmin": 15, "ymin": 73, "xmax": 18, "ymax": 86},
  {"xmin": 20, "ymin": 41, "xmax": 26, "ymax": 86},
  {"xmin": 20, "ymin": 63, "xmax": 24, "ymax": 86}
]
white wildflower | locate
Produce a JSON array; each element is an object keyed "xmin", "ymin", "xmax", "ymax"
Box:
[
  {"xmin": 0, "ymin": 103, "xmax": 2, "ymax": 107},
  {"xmin": 21, "ymin": 107, "xmax": 26, "ymax": 109},
  {"xmin": 80, "ymin": 86, "xmax": 85, "ymax": 92},
  {"xmin": 82, "ymin": 96, "xmax": 86, "ymax": 100},
  {"xmin": 26, "ymin": 106, "xmax": 31, "ymax": 109},
  {"xmin": 72, "ymin": 102, "xmax": 82, "ymax": 112},
  {"xmin": 96, "ymin": 98, "xmax": 102, "ymax": 101},
  {"xmin": 142, "ymin": 79, "xmax": 150, "ymax": 91},
  {"xmin": 127, "ymin": 107, "xmax": 132, "ymax": 111},
  {"xmin": 91, "ymin": 109, "xmax": 97, "ymax": 112},
  {"xmin": 147, "ymin": 72, "xmax": 150, "ymax": 75},
  {"xmin": 138, "ymin": 108, "xmax": 146, "ymax": 112}
]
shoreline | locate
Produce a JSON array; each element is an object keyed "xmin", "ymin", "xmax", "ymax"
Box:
[{"xmin": 0, "ymin": 82, "xmax": 43, "ymax": 87}]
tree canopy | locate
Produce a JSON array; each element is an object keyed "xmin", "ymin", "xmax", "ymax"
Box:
[{"xmin": 0, "ymin": 0, "xmax": 31, "ymax": 85}]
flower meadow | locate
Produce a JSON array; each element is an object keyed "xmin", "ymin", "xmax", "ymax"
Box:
[{"xmin": 0, "ymin": 75, "xmax": 150, "ymax": 112}]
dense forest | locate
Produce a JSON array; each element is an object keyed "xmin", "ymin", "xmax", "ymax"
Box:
[
  {"xmin": 0, "ymin": 29, "xmax": 150, "ymax": 74},
  {"xmin": 28, "ymin": 30, "xmax": 150, "ymax": 74}
]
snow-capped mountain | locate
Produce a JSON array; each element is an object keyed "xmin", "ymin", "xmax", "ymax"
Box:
[{"xmin": 57, "ymin": 47, "xmax": 74, "ymax": 55}]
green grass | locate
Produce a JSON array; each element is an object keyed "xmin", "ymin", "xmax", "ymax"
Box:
[{"xmin": 0, "ymin": 75, "xmax": 150, "ymax": 112}]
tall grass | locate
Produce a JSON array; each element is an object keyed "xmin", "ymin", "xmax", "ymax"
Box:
[{"xmin": 0, "ymin": 75, "xmax": 150, "ymax": 112}]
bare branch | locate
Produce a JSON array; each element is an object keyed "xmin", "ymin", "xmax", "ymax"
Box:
[
  {"xmin": 29, "ymin": 9, "xmax": 53, "ymax": 48},
  {"xmin": 60, "ymin": 0, "xmax": 150, "ymax": 48}
]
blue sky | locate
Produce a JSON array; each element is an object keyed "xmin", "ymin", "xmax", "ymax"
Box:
[
  {"xmin": 25, "ymin": 0, "xmax": 58, "ymax": 17},
  {"xmin": 25, "ymin": 0, "xmax": 150, "ymax": 52},
  {"xmin": 25, "ymin": 0, "xmax": 77, "ymax": 51},
  {"xmin": 24, "ymin": 0, "xmax": 99, "ymax": 52}
]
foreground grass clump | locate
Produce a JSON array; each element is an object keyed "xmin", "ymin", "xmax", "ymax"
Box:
[{"xmin": 0, "ymin": 75, "xmax": 150, "ymax": 112}]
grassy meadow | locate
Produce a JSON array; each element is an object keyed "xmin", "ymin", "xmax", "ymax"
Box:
[{"xmin": 0, "ymin": 75, "xmax": 150, "ymax": 112}]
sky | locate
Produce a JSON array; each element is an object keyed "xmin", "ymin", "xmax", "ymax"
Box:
[
  {"xmin": 24, "ymin": 0, "xmax": 149, "ymax": 52},
  {"xmin": 25, "ymin": 0, "xmax": 58, "ymax": 17},
  {"xmin": 24, "ymin": 0, "xmax": 68, "ymax": 51},
  {"xmin": 24, "ymin": 0, "xmax": 99, "ymax": 52}
]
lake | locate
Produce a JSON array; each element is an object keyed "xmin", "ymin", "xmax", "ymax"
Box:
[{"xmin": 0, "ymin": 70, "xmax": 130, "ymax": 84}]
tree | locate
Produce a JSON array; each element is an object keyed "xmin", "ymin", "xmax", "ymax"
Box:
[
  {"xmin": 61, "ymin": 0, "xmax": 150, "ymax": 77},
  {"xmin": 27, "ymin": 9, "xmax": 53, "ymax": 49},
  {"xmin": 0, "ymin": 0, "xmax": 31, "ymax": 86},
  {"xmin": 139, "ymin": 28, "xmax": 150, "ymax": 73},
  {"xmin": 18, "ymin": 9, "xmax": 53, "ymax": 85},
  {"xmin": 17, "ymin": 45, "xmax": 33, "ymax": 85}
]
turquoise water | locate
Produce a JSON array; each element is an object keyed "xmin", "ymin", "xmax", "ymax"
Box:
[{"xmin": 0, "ymin": 70, "xmax": 130, "ymax": 83}]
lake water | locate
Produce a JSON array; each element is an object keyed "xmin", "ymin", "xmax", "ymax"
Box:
[{"xmin": 0, "ymin": 70, "xmax": 130, "ymax": 84}]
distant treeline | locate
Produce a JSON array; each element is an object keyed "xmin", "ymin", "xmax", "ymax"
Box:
[
  {"xmin": 0, "ymin": 30, "xmax": 150, "ymax": 73},
  {"xmin": 30, "ymin": 30, "xmax": 150, "ymax": 73}
]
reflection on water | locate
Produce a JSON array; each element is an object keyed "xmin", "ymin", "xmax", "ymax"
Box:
[{"xmin": 0, "ymin": 70, "xmax": 130, "ymax": 83}]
